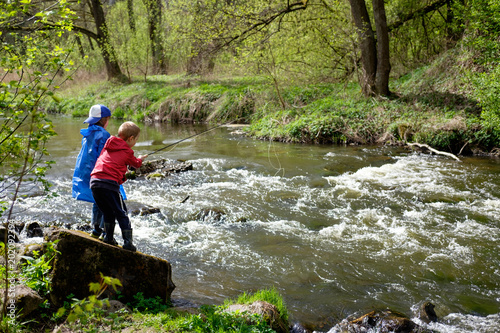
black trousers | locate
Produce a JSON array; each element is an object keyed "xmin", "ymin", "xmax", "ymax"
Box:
[{"xmin": 91, "ymin": 187, "xmax": 132, "ymax": 231}]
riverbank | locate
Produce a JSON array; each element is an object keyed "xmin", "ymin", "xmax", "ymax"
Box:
[
  {"xmin": 44, "ymin": 49, "xmax": 499, "ymax": 156},
  {"xmin": 5, "ymin": 225, "xmax": 440, "ymax": 333},
  {"xmin": 4, "ymin": 225, "xmax": 290, "ymax": 333}
]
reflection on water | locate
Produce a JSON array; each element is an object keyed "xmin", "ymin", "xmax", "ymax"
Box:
[{"xmin": 10, "ymin": 116, "xmax": 500, "ymax": 332}]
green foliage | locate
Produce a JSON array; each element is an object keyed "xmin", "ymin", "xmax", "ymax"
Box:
[
  {"xmin": 461, "ymin": 0, "xmax": 500, "ymax": 65},
  {"xmin": 49, "ymin": 283, "xmax": 280, "ymax": 333},
  {"xmin": 57, "ymin": 273, "xmax": 125, "ymax": 332},
  {"xmin": 106, "ymin": 1, "xmax": 152, "ymax": 80},
  {"xmin": 248, "ymin": 96, "xmax": 378, "ymax": 144},
  {"xmin": 180, "ymin": 304, "xmax": 274, "ymax": 333},
  {"xmin": 0, "ymin": 314, "xmax": 22, "ymax": 333},
  {"xmin": 0, "ymin": 0, "xmax": 75, "ymax": 217},
  {"xmin": 470, "ymin": 64, "xmax": 500, "ymax": 129},
  {"xmin": 1, "ymin": 2, "xmax": 74, "ymax": 323},
  {"xmin": 20, "ymin": 241, "xmax": 60, "ymax": 296},
  {"xmin": 127, "ymin": 292, "xmax": 170, "ymax": 314}
]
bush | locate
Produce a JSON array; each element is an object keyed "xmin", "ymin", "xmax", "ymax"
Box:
[
  {"xmin": 471, "ymin": 64, "xmax": 500, "ymax": 129},
  {"xmin": 20, "ymin": 241, "xmax": 60, "ymax": 296}
]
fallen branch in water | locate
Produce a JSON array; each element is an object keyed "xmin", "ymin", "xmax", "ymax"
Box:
[{"xmin": 407, "ymin": 142, "xmax": 461, "ymax": 161}]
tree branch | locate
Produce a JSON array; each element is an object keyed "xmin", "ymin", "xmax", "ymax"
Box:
[
  {"xmin": 407, "ymin": 142, "xmax": 461, "ymax": 161},
  {"xmin": 2, "ymin": 22, "xmax": 98, "ymax": 41},
  {"xmin": 218, "ymin": 1, "xmax": 308, "ymax": 49},
  {"xmin": 388, "ymin": 0, "xmax": 448, "ymax": 32}
]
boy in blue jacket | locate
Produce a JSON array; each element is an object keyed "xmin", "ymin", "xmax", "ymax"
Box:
[{"xmin": 72, "ymin": 105, "xmax": 126, "ymax": 239}]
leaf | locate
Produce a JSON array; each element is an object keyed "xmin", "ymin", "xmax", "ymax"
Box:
[
  {"xmin": 89, "ymin": 282, "xmax": 101, "ymax": 294},
  {"xmin": 66, "ymin": 312, "xmax": 78, "ymax": 323},
  {"xmin": 56, "ymin": 307, "xmax": 66, "ymax": 317},
  {"xmin": 84, "ymin": 303, "xmax": 93, "ymax": 312}
]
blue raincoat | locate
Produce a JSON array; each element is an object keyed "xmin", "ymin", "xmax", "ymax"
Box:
[{"xmin": 72, "ymin": 125, "xmax": 127, "ymax": 202}]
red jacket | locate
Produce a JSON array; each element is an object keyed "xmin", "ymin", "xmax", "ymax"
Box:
[{"xmin": 91, "ymin": 136, "xmax": 142, "ymax": 185}]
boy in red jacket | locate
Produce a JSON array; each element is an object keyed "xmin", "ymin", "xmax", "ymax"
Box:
[{"xmin": 90, "ymin": 121, "xmax": 148, "ymax": 251}]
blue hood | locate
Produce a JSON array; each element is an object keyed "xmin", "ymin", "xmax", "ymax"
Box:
[{"xmin": 72, "ymin": 125, "xmax": 127, "ymax": 203}]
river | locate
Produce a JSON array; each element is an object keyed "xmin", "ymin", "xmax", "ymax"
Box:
[{"xmin": 11, "ymin": 116, "xmax": 500, "ymax": 332}]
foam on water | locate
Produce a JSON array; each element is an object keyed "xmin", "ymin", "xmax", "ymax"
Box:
[
  {"xmin": 325, "ymin": 313, "xmax": 500, "ymax": 333},
  {"xmin": 9, "ymin": 142, "xmax": 500, "ymax": 331}
]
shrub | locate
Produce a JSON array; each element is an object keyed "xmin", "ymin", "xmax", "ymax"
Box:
[{"xmin": 20, "ymin": 240, "xmax": 60, "ymax": 296}]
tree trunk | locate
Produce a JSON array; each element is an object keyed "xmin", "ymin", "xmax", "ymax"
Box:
[
  {"xmin": 372, "ymin": 0, "xmax": 391, "ymax": 96},
  {"xmin": 127, "ymin": 0, "xmax": 136, "ymax": 32},
  {"xmin": 348, "ymin": 0, "xmax": 377, "ymax": 96},
  {"xmin": 144, "ymin": 0, "xmax": 167, "ymax": 74},
  {"xmin": 87, "ymin": 0, "xmax": 126, "ymax": 81},
  {"xmin": 186, "ymin": 43, "xmax": 217, "ymax": 75}
]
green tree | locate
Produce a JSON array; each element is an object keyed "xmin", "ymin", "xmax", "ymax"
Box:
[
  {"xmin": 107, "ymin": 1, "xmax": 152, "ymax": 80},
  {"xmin": 86, "ymin": 0, "xmax": 127, "ymax": 81},
  {"xmin": 0, "ymin": 0, "xmax": 75, "ymax": 328},
  {"xmin": 178, "ymin": 0, "xmax": 455, "ymax": 97},
  {"xmin": 465, "ymin": 0, "xmax": 500, "ymax": 130},
  {"xmin": 144, "ymin": 0, "xmax": 168, "ymax": 74}
]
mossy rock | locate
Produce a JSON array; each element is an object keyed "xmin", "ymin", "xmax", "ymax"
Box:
[{"xmin": 46, "ymin": 229, "xmax": 175, "ymax": 307}]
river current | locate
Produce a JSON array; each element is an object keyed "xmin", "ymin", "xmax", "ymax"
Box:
[{"xmin": 11, "ymin": 117, "xmax": 500, "ymax": 332}]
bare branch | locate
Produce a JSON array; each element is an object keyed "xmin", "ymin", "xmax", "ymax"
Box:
[
  {"xmin": 388, "ymin": 0, "xmax": 448, "ymax": 32},
  {"xmin": 217, "ymin": 1, "xmax": 308, "ymax": 50},
  {"xmin": 407, "ymin": 142, "xmax": 461, "ymax": 161}
]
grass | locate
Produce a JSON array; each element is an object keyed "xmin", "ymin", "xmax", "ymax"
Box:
[
  {"xmin": 19, "ymin": 290, "xmax": 284, "ymax": 333},
  {"xmin": 224, "ymin": 287, "xmax": 288, "ymax": 323},
  {"xmin": 43, "ymin": 50, "xmax": 500, "ymax": 155},
  {"xmin": 9, "ymin": 254, "xmax": 287, "ymax": 333}
]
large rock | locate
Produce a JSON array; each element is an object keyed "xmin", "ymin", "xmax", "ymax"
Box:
[
  {"xmin": 46, "ymin": 229, "xmax": 175, "ymax": 307},
  {"xmin": 338, "ymin": 308, "xmax": 435, "ymax": 333},
  {"xmin": 1, "ymin": 285, "xmax": 44, "ymax": 318},
  {"xmin": 0, "ymin": 226, "xmax": 19, "ymax": 243}
]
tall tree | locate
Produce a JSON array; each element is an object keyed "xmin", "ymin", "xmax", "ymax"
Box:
[
  {"xmin": 348, "ymin": 0, "xmax": 378, "ymax": 96},
  {"xmin": 347, "ymin": 0, "xmax": 391, "ymax": 96},
  {"xmin": 4, "ymin": 0, "xmax": 127, "ymax": 81},
  {"xmin": 84, "ymin": 0, "xmax": 128, "ymax": 81},
  {"xmin": 143, "ymin": 0, "xmax": 167, "ymax": 74},
  {"xmin": 372, "ymin": 0, "xmax": 390, "ymax": 96},
  {"xmin": 201, "ymin": 0, "xmax": 451, "ymax": 97},
  {"xmin": 127, "ymin": 0, "xmax": 136, "ymax": 32}
]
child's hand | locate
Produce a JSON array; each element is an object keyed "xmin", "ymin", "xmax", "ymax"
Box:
[{"xmin": 139, "ymin": 154, "xmax": 148, "ymax": 161}]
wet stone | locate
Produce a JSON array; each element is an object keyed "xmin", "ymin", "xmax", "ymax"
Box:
[
  {"xmin": 75, "ymin": 223, "xmax": 93, "ymax": 232},
  {"xmin": 195, "ymin": 208, "xmax": 226, "ymax": 222},
  {"xmin": 128, "ymin": 201, "xmax": 162, "ymax": 216},
  {"xmin": 26, "ymin": 222, "xmax": 44, "ymax": 238},
  {"xmin": 0, "ymin": 226, "xmax": 19, "ymax": 243},
  {"xmin": 338, "ymin": 308, "xmax": 435, "ymax": 333},
  {"xmin": 126, "ymin": 158, "xmax": 193, "ymax": 180}
]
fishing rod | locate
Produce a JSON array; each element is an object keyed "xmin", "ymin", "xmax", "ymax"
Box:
[{"xmin": 148, "ymin": 119, "xmax": 243, "ymax": 155}]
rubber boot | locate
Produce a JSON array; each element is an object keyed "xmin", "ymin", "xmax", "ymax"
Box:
[
  {"xmin": 91, "ymin": 222, "xmax": 105, "ymax": 239},
  {"xmin": 91, "ymin": 205, "xmax": 105, "ymax": 239},
  {"xmin": 90, "ymin": 227, "xmax": 102, "ymax": 239},
  {"xmin": 122, "ymin": 229, "xmax": 137, "ymax": 252},
  {"xmin": 104, "ymin": 223, "xmax": 118, "ymax": 246}
]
